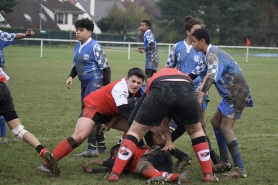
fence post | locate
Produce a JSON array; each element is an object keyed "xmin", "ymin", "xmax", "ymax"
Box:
[
  {"xmin": 40, "ymin": 40, "xmax": 43, "ymax": 58},
  {"xmin": 128, "ymin": 43, "xmax": 130, "ymax": 60}
]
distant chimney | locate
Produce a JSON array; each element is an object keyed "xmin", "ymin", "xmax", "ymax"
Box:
[{"xmin": 90, "ymin": 0, "xmax": 95, "ymax": 16}]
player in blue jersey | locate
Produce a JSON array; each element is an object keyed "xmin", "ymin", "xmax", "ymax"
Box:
[
  {"xmin": 191, "ymin": 28, "xmax": 253, "ymax": 178},
  {"xmin": 138, "ymin": 20, "xmax": 159, "ymax": 81},
  {"xmin": 0, "ymin": 29, "xmax": 60, "ymax": 175},
  {"xmin": 67, "ymin": 18, "xmax": 110, "ymax": 157},
  {"xmin": 165, "ymin": 15, "xmax": 219, "ymax": 166}
]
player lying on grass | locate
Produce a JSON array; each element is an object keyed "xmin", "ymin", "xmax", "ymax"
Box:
[
  {"xmin": 106, "ymin": 68, "xmax": 218, "ymax": 183},
  {"xmin": 82, "ymin": 144, "xmax": 191, "ymax": 184},
  {"xmin": 0, "ymin": 29, "xmax": 59, "ymax": 174},
  {"xmin": 37, "ymin": 67, "xmax": 145, "ymax": 176}
]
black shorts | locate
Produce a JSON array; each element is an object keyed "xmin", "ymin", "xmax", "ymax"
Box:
[
  {"xmin": 0, "ymin": 82, "xmax": 15, "ymax": 114},
  {"xmin": 145, "ymin": 69, "xmax": 156, "ymax": 79},
  {"xmin": 139, "ymin": 147, "xmax": 173, "ymax": 172},
  {"xmin": 134, "ymin": 81, "xmax": 200, "ymax": 126}
]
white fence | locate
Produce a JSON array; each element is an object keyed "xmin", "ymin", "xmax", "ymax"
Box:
[{"xmin": 23, "ymin": 38, "xmax": 278, "ymax": 59}]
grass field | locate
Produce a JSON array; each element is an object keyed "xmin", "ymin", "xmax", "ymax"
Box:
[{"xmin": 0, "ymin": 45, "xmax": 278, "ymax": 185}]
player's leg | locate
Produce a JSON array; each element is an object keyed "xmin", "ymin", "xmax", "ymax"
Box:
[
  {"xmin": 96, "ymin": 122, "xmax": 108, "ymax": 154},
  {"xmin": 0, "ymin": 116, "xmax": 9, "ymax": 143},
  {"xmin": 211, "ymin": 104, "xmax": 232, "ymax": 173},
  {"xmin": 220, "ymin": 114, "xmax": 247, "ymax": 178}
]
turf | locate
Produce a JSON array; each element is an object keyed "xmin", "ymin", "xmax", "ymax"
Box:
[{"xmin": 0, "ymin": 45, "xmax": 277, "ymax": 185}]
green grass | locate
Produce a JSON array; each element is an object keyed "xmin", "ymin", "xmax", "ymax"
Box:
[{"xmin": 0, "ymin": 45, "xmax": 278, "ymax": 185}]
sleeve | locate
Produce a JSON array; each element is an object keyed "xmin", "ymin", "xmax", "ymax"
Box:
[
  {"xmin": 111, "ymin": 81, "xmax": 128, "ymax": 106},
  {"xmin": 94, "ymin": 44, "xmax": 110, "ymax": 70},
  {"xmin": 165, "ymin": 44, "xmax": 177, "ymax": 68},
  {"xmin": 206, "ymin": 53, "xmax": 220, "ymax": 81},
  {"xmin": 145, "ymin": 31, "xmax": 154, "ymax": 44},
  {"xmin": 0, "ymin": 30, "xmax": 16, "ymax": 47},
  {"xmin": 191, "ymin": 56, "xmax": 207, "ymax": 75}
]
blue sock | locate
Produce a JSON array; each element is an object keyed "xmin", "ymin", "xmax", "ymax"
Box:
[
  {"xmin": 214, "ymin": 127, "xmax": 229, "ymax": 161},
  {"xmin": 0, "ymin": 116, "xmax": 7, "ymax": 137},
  {"xmin": 227, "ymin": 138, "xmax": 244, "ymax": 170},
  {"xmin": 88, "ymin": 142, "xmax": 97, "ymax": 150}
]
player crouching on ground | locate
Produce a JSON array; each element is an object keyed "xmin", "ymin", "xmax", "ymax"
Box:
[
  {"xmin": 37, "ymin": 67, "xmax": 145, "ymax": 176},
  {"xmin": 82, "ymin": 144, "xmax": 191, "ymax": 184}
]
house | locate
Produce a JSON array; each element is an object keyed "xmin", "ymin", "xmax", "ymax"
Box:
[{"xmin": 0, "ymin": 0, "xmax": 85, "ymax": 32}]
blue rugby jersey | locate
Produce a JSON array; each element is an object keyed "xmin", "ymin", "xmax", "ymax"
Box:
[
  {"xmin": 165, "ymin": 40, "xmax": 205, "ymax": 90},
  {"xmin": 192, "ymin": 44, "xmax": 253, "ymax": 108},
  {"xmin": 143, "ymin": 29, "xmax": 159, "ymax": 71},
  {"xmin": 72, "ymin": 38, "xmax": 110, "ymax": 82},
  {"xmin": 0, "ymin": 30, "xmax": 16, "ymax": 67}
]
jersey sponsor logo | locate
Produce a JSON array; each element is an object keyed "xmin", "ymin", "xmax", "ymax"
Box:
[
  {"xmin": 194, "ymin": 54, "xmax": 200, "ymax": 63},
  {"xmin": 118, "ymin": 146, "xmax": 132, "ymax": 160},
  {"xmin": 197, "ymin": 149, "xmax": 210, "ymax": 161},
  {"xmin": 83, "ymin": 53, "xmax": 89, "ymax": 61}
]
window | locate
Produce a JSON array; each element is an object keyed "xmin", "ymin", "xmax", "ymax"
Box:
[
  {"xmin": 23, "ymin": 14, "xmax": 32, "ymax": 21},
  {"xmin": 57, "ymin": 13, "xmax": 68, "ymax": 24},
  {"xmin": 39, "ymin": 13, "xmax": 47, "ymax": 21},
  {"xmin": 57, "ymin": 14, "xmax": 63, "ymax": 24},
  {"xmin": 72, "ymin": 14, "xmax": 78, "ymax": 25}
]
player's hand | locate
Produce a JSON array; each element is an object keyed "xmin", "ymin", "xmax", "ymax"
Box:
[
  {"xmin": 66, "ymin": 77, "xmax": 73, "ymax": 89},
  {"xmin": 25, "ymin": 29, "xmax": 35, "ymax": 37},
  {"xmin": 82, "ymin": 162, "xmax": 93, "ymax": 173},
  {"xmin": 196, "ymin": 85, "xmax": 203, "ymax": 93},
  {"xmin": 161, "ymin": 142, "xmax": 177, "ymax": 151},
  {"xmin": 92, "ymin": 159, "xmax": 104, "ymax": 166},
  {"xmin": 138, "ymin": 47, "xmax": 145, "ymax": 53},
  {"xmin": 99, "ymin": 125, "xmax": 110, "ymax": 134}
]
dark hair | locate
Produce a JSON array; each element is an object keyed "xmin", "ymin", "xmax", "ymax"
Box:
[
  {"xmin": 110, "ymin": 144, "xmax": 120, "ymax": 157},
  {"xmin": 192, "ymin": 28, "xmax": 211, "ymax": 44},
  {"xmin": 184, "ymin": 15, "xmax": 203, "ymax": 33},
  {"xmin": 75, "ymin": 18, "xmax": 94, "ymax": 31},
  {"xmin": 127, "ymin": 67, "xmax": 145, "ymax": 81},
  {"xmin": 142, "ymin": 20, "xmax": 151, "ymax": 29}
]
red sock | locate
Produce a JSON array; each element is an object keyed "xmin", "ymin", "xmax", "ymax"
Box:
[
  {"xmin": 39, "ymin": 148, "xmax": 48, "ymax": 159},
  {"xmin": 111, "ymin": 138, "xmax": 137, "ymax": 175},
  {"xmin": 141, "ymin": 166, "xmax": 161, "ymax": 178},
  {"xmin": 193, "ymin": 142, "xmax": 213, "ymax": 174},
  {"xmin": 161, "ymin": 172, "xmax": 179, "ymax": 182},
  {"xmin": 52, "ymin": 139, "xmax": 74, "ymax": 160}
]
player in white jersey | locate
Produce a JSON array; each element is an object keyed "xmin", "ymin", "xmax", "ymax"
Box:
[
  {"xmin": 138, "ymin": 20, "xmax": 159, "ymax": 81},
  {"xmin": 191, "ymin": 28, "xmax": 253, "ymax": 178},
  {"xmin": 165, "ymin": 16, "xmax": 219, "ymax": 166},
  {"xmin": 0, "ymin": 29, "xmax": 60, "ymax": 175}
]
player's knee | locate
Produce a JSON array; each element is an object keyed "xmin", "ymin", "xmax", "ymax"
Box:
[
  {"xmin": 135, "ymin": 161, "xmax": 151, "ymax": 175},
  {"xmin": 11, "ymin": 124, "xmax": 28, "ymax": 140}
]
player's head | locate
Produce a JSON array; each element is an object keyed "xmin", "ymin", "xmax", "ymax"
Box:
[
  {"xmin": 184, "ymin": 15, "xmax": 203, "ymax": 39},
  {"xmin": 74, "ymin": 18, "xmax": 94, "ymax": 44},
  {"xmin": 110, "ymin": 144, "xmax": 120, "ymax": 160},
  {"xmin": 126, "ymin": 67, "xmax": 145, "ymax": 94},
  {"xmin": 140, "ymin": 20, "xmax": 151, "ymax": 33},
  {"xmin": 191, "ymin": 28, "xmax": 210, "ymax": 52}
]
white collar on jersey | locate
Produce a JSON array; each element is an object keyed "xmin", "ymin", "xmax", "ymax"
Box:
[
  {"xmin": 183, "ymin": 40, "xmax": 192, "ymax": 53},
  {"xmin": 78, "ymin": 37, "xmax": 92, "ymax": 53},
  {"xmin": 205, "ymin": 44, "xmax": 212, "ymax": 57}
]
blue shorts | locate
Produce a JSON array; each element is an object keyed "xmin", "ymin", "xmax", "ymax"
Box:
[
  {"xmin": 201, "ymin": 94, "xmax": 209, "ymax": 111},
  {"xmin": 217, "ymin": 99, "xmax": 243, "ymax": 120}
]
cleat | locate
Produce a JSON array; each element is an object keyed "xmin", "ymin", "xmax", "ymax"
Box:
[
  {"xmin": 0, "ymin": 136, "xmax": 9, "ymax": 144},
  {"xmin": 44, "ymin": 152, "xmax": 61, "ymax": 176},
  {"xmin": 213, "ymin": 160, "xmax": 232, "ymax": 173},
  {"xmin": 74, "ymin": 149, "xmax": 99, "ymax": 157},
  {"xmin": 146, "ymin": 176, "xmax": 171, "ymax": 184},
  {"xmin": 98, "ymin": 148, "xmax": 108, "ymax": 154},
  {"xmin": 37, "ymin": 164, "xmax": 50, "ymax": 173},
  {"xmin": 174, "ymin": 155, "xmax": 192, "ymax": 170},
  {"xmin": 204, "ymin": 173, "xmax": 218, "ymax": 182},
  {"xmin": 176, "ymin": 171, "xmax": 191, "ymax": 184},
  {"xmin": 222, "ymin": 167, "xmax": 247, "ymax": 178},
  {"xmin": 105, "ymin": 172, "xmax": 119, "ymax": 182}
]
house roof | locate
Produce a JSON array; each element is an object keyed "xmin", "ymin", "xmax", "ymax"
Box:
[
  {"xmin": 2, "ymin": 0, "xmax": 60, "ymax": 31},
  {"xmin": 42, "ymin": 0, "xmax": 84, "ymax": 13},
  {"xmin": 78, "ymin": 0, "xmax": 125, "ymax": 22}
]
